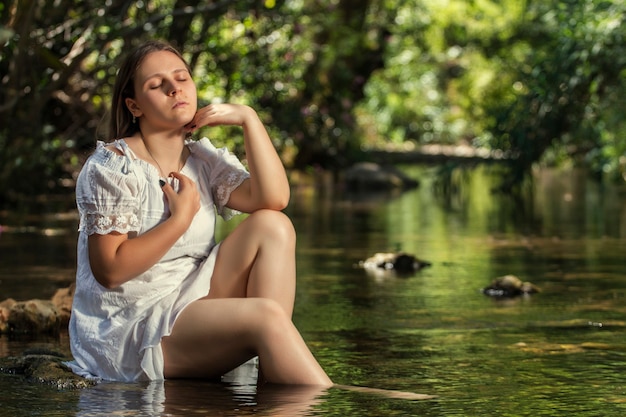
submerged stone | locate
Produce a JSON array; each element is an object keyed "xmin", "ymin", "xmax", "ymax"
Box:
[{"xmin": 0, "ymin": 348, "xmax": 94, "ymax": 389}]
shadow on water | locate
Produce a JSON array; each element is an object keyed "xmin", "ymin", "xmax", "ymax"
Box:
[{"xmin": 2, "ymin": 165, "xmax": 626, "ymax": 415}]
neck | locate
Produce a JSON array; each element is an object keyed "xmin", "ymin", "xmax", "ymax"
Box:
[{"xmin": 139, "ymin": 130, "xmax": 187, "ymax": 177}]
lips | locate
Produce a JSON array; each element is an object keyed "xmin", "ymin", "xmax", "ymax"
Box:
[{"xmin": 173, "ymin": 101, "xmax": 188, "ymax": 109}]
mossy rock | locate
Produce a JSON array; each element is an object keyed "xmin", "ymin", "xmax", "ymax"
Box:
[{"xmin": 0, "ymin": 348, "xmax": 95, "ymax": 389}]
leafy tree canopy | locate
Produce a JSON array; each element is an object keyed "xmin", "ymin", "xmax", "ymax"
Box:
[{"xmin": 1, "ymin": 0, "xmax": 625, "ymax": 205}]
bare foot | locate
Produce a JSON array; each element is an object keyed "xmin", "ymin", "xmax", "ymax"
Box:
[{"xmin": 333, "ymin": 384, "xmax": 437, "ymax": 400}]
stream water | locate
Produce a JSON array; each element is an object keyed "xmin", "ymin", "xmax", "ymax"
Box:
[{"xmin": 1, "ymin": 165, "xmax": 625, "ymax": 416}]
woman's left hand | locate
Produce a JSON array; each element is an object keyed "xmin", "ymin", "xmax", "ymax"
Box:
[{"xmin": 184, "ymin": 103, "xmax": 255, "ymax": 133}]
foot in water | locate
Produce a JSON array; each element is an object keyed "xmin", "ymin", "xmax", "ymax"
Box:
[{"xmin": 333, "ymin": 384, "xmax": 436, "ymax": 400}]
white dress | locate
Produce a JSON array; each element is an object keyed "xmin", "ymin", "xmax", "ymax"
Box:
[{"xmin": 66, "ymin": 137, "xmax": 249, "ymax": 382}]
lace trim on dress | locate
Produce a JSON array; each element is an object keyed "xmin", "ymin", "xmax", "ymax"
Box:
[
  {"xmin": 215, "ymin": 171, "xmax": 249, "ymax": 206},
  {"xmin": 80, "ymin": 212, "xmax": 141, "ymax": 235},
  {"xmin": 214, "ymin": 171, "xmax": 249, "ymax": 220}
]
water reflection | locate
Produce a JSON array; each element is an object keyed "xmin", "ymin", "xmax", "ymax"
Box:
[
  {"xmin": 2, "ymin": 166, "xmax": 626, "ymax": 416},
  {"xmin": 75, "ymin": 380, "xmax": 327, "ymax": 417}
]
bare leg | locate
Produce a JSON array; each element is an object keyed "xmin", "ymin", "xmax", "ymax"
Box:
[
  {"xmin": 162, "ymin": 209, "xmax": 330, "ymax": 385},
  {"xmin": 161, "ymin": 297, "xmax": 332, "ymax": 386},
  {"xmin": 208, "ymin": 209, "xmax": 296, "ymax": 316}
]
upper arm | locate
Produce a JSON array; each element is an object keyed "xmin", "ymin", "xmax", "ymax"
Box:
[
  {"xmin": 224, "ymin": 179, "xmax": 253, "ymax": 213},
  {"xmin": 88, "ymin": 231, "xmax": 129, "ymax": 288},
  {"xmin": 76, "ymin": 147, "xmax": 145, "ymax": 288}
]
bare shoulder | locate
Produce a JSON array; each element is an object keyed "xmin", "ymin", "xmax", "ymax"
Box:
[
  {"xmin": 105, "ymin": 143, "xmax": 124, "ymax": 156},
  {"xmin": 104, "ymin": 136, "xmax": 140, "ymax": 156}
]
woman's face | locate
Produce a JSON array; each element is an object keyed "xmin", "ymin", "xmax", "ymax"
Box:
[{"xmin": 127, "ymin": 50, "xmax": 198, "ymax": 130}]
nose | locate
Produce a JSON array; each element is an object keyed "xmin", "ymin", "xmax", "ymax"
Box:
[{"xmin": 169, "ymin": 83, "xmax": 182, "ymax": 96}]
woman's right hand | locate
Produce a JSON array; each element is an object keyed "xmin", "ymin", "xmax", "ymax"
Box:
[
  {"xmin": 88, "ymin": 172, "xmax": 201, "ymax": 289},
  {"xmin": 161, "ymin": 171, "xmax": 200, "ymax": 229}
]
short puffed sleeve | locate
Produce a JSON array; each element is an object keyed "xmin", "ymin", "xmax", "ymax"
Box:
[
  {"xmin": 187, "ymin": 137, "xmax": 250, "ymax": 219},
  {"xmin": 75, "ymin": 143, "xmax": 142, "ymax": 235}
]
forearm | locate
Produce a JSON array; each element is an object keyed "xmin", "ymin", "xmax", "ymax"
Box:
[
  {"xmin": 185, "ymin": 103, "xmax": 290, "ymax": 211},
  {"xmin": 241, "ymin": 109, "xmax": 290, "ymax": 209},
  {"xmin": 89, "ymin": 215, "xmax": 189, "ymax": 289}
]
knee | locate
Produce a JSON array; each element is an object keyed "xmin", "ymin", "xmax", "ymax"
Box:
[
  {"xmin": 249, "ymin": 209, "xmax": 295, "ymax": 245},
  {"xmin": 251, "ymin": 298, "xmax": 292, "ymax": 335}
]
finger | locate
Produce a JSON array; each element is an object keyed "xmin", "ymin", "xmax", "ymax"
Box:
[
  {"xmin": 184, "ymin": 106, "xmax": 209, "ymax": 131},
  {"xmin": 184, "ymin": 115, "xmax": 199, "ymax": 132},
  {"xmin": 168, "ymin": 171, "xmax": 191, "ymax": 182},
  {"xmin": 190, "ymin": 105, "xmax": 226, "ymax": 128},
  {"xmin": 168, "ymin": 172, "xmax": 197, "ymax": 192},
  {"xmin": 159, "ymin": 179, "xmax": 174, "ymax": 200}
]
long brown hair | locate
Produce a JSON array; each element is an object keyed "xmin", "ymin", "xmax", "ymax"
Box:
[{"xmin": 109, "ymin": 40, "xmax": 192, "ymax": 140}]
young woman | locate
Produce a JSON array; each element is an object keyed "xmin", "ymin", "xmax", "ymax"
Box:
[{"xmin": 67, "ymin": 39, "xmax": 332, "ymax": 386}]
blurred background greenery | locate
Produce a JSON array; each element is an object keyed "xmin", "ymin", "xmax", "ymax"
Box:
[{"xmin": 1, "ymin": 0, "xmax": 625, "ymax": 205}]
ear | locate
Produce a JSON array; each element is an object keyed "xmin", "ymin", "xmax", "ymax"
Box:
[{"xmin": 125, "ymin": 98, "xmax": 143, "ymax": 118}]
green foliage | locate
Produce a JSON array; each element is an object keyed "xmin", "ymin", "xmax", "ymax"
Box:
[
  {"xmin": 0, "ymin": 0, "xmax": 392, "ymax": 204},
  {"xmin": 482, "ymin": 0, "xmax": 626, "ymax": 187},
  {"xmin": 359, "ymin": 0, "xmax": 528, "ymax": 147},
  {"xmin": 361, "ymin": 0, "xmax": 626, "ymax": 189},
  {"xmin": 1, "ymin": 0, "xmax": 625, "ymax": 204}
]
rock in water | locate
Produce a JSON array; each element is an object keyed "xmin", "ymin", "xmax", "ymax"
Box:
[
  {"xmin": 343, "ymin": 162, "xmax": 419, "ymax": 191},
  {"xmin": 0, "ymin": 349, "xmax": 95, "ymax": 389},
  {"xmin": 0, "ymin": 298, "xmax": 16, "ymax": 333},
  {"xmin": 0, "ymin": 284, "xmax": 75, "ymax": 334},
  {"xmin": 482, "ymin": 275, "xmax": 540, "ymax": 297},
  {"xmin": 51, "ymin": 284, "xmax": 75, "ymax": 327},
  {"xmin": 8, "ymin": 300, "xmax": 61, "ymax": 334},
  {"xmin": 361, "ymin": 252, "xmax": 431, "ymax": 275}
]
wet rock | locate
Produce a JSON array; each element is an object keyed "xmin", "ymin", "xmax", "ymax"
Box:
[
  {"xmin": 50, "ymin": 284, "xmax": 75, "ymax": 327},
  {"xmin": 343, "ymin": 162, "xmax": 419, "ymax": 191},
  {"xmin": 482, "ymin": 275, "xmax": 540, "ymax": 298},
  {"xmin": 0, "ymin": 298, "xmax": 16, "ymax": 333},
  {"xmin": 360, "ymin": 252, "xmax": 431, "ymax": 275},
  {"xmin": 8, "ymin": 300, "xmax": 61, "ymax": 334},
  {"xmin": 0, "ymin": 348, "xmax": 94, "ymax": 389},
  {"xmin": 0, "ymin": 285, "xmax": 74, "ymax": 334}
]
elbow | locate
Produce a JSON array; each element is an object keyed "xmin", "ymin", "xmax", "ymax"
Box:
[
  {"xmin": 240, "ymin": 187, "xmax": 290, "ymax": 212},
  {"xmin": 258, "ymin": 200, "xmax": 288, "ymax": 212},
  {"xmin": 270, "ymin": 189, "xmax": 290, "ymax": 211},
  {"xmin": 255, "ymin": 189, "xmax": 289, "ymax": 211},
  {"xmin": 92, "ymin": 270, "xmax": 123, "ymax": 290},
  {"xmin": 94, "ymin": 276, "xmax": 120, "ymax": 290},
  {"xmin": 279, "ymin": 186, "xmax": 291, "ymax": 209},
  {"xmin": 269, "ymin": 202, "xmax": 288, "ymax": 211}
]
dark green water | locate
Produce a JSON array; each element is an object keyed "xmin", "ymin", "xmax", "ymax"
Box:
[{"xmin": 1, "ymin": 166, "xmax": 625, "ymax": 416}]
